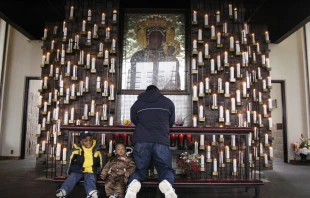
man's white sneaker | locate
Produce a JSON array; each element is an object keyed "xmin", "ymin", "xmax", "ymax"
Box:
[
  {"xmin": 124, "ymin": 179, "xmax": 141, "ymax": 198},
  {"xmin": 159, "ymin": 180, "xmax": 177, "ymax": 198}
]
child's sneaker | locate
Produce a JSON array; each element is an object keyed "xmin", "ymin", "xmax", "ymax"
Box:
[
  {"xmin": 87, "ymin": 190, "xmax": 99, "ymax": 198},
  {"xmin": 55, "ymin": 189, "xmax": 66, "ymax": 198},
  {"xmin": 124, "ymin": 179, "xmax": 141, "ymax": 198},
  {"xmin": 109, "ymin": 193, "xmax": 119, "ymax": 198},
  {"xmin": 159, "ymin": 180, "xmax": 177, "ymax": 198}
]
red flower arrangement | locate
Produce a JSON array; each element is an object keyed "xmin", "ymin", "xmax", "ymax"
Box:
[{"xmin": 177, "ymin": 152, "xmax": 201, "ymax": 176}]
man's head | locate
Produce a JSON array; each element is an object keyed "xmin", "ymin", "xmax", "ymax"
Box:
[
  {"xmin": 114, "ymin": 142, "xmax": 126, "ymax": 156},
  {"xmin": 146, "ymin": 85, "xmax": 160, "ymax": 92},
  {"xmin": 79, "ymin": 131, "xmax": 93, "ymax": 148}
]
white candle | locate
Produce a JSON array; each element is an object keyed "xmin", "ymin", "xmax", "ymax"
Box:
[
  {"xmin": 207, "ymin": 146, "xmax": 211, "ymax": 159},
  {"xmin": 200, "ymin": 154, "xmax": 205, "ymax": 167},
  {"xmin": 256, "ymin": 42, "xmax": 260, "ymax": 53},
  {"xmin": 211, "ymin": 25, "xmax": 215, "ymax": 37},
  {"xmin": 219, "ymin": 106, "xmax": 223, "ymax": 118},
  {"xmin": 113, "ymin": 10, "xmax": 117, "ymax": 21},
  {"xmin": 263, "ymin": 79, "xmax": 267, "ymax": 89},
  {"xmin": 42, "ymin": 141, "xmax": 46, "ymax": 151},
  {"xmin": 105, "ymin": 50, "xmax": 109, "ymax": 59},
  {"xmin": 91, "ymin": 100, "xmax": 95, "ymax": 113},
  {"xmin": 225, "ymin": 110, "xmax": 230, "ymax": 122},
  {"xmin": 198, "ymin": 51, "xmax": 203, "ymax": 63},
  {"xmin": 62, "ymin": 148, "xmax": 67, "ymax": 161},
  {"xmin": 193, "ymin": 40, "xmax": 197, "ymax": 49},
  {"xmin": 233, "ymin": 158, "xmax": 237, "ymax": 172},
  {"xmin": 261, "ymin": 54, "xmax": 266, "ymax": 64},
  {"xmin": 199, "ymin": 105, "xmax": 203, "ymax": 118},
  {"xmin": 109, "ymin": 116, "xmax": 114, "ymax": 126},
  {"xmin": 192, "ymin": 58, "xmax": 196, "ymax": 70},
  {"xmin": 265, "ymin": 31, "xmax": 269, "ymax": 41},
  {"xmin": 193, "ymin": 85, "xmax": 197, "ymax": 98},
  {"xmin": 70, "ymin": 108, "xmax": 74, "ymax": 121},
  {"xmin": 225, "ymin": 146, "xmax": 230, "ymax": 159},
  {"xmin": 194, "ymin": 141, "xmax": 198, "ymax": 154},
  {"xmin": 267, "ymin": 76, "xmax": 272, "ymax": 86},
  {"xmin": 86, "ymin": 53, "xmax": 90, "ymax": 65},
  {"xmin": 110, "ymin": 84, "xmax": 114, "ymax": 97},
  {"xmin": 200, "ymin": 135, "xmax": 204, "ymax": 146},
  {"xmin": 217, "ymin": 55, "xmax": 221, "ymax": 70},
  {"xmin": 199, "ymin": 82, "xmax": 204, "ymax": 94},
  {"xmin": 210, "ymin": 59, "xmax": 214, "ymax": 71},
  {"xmin": 243, "ymin": 82, "xmax": 247, "ymax": 95},
  {"xmin": 231, "ymin": 98, "xmax": 236, "ymax": 111},
  {"xmin": 204, "ymin": 43, "xmax": 209, "ymax": 55},
  {"xmin": 82, "ymin": 20, "xmax": 86, "ymax": 31},
  {"xmin": 106, "ymin": 27, "xmax": 110, "ymax": 39},
  {"xmin": 205, "ymin": 78, "xmax": 209, "ymax": 90},
  {"xmin": 213, "ymin": 158, "xmax": 217, "ymax": 172},
  {"xmin": 260, "ymin": 143, "xmax": 263, "ymax": 154},
  {"xmin": 258, "ymin": 114, "xmax": 262, "ymax": 125},
  {"xmin": 109, "ymin": 140, "xmax": 113, "ymax": 153},
  {"xmin": 95, "ymin": 112, "xmax": 99, "ymax": 125},
  {"xmin": 219, "ymin": 151, "xmax": 223, "ymax": 163},
  {"xmin": 212, "ymin": 135, "xmax": 216, "ymax": 142},
  {"xmin": 93, "ymin": 24, "xmax": 97, "ymax": 36},
  {"xmin": 104, "ymin": 81, "xmax": 108, "ymax": 94},
  {"xmin": 216, "ymin": 11, "xmax": 220, "ymax": 22},
  {"xmin": 236, "ymin": 90, "xmax": 240, "ymax": 102},
  {"xmin": 71, "ymin": 84, "xmax": 75, "ymax": 96},
  {"xmin": 213, "ymin": 94, "xmax": 217, "ymax": 106},
  {"xmin": 112, "ymin": 39, "xmax": 116, "ymax": 49},
  {"xmin": 96, "ymin": 77, "xmax": 101, "ymax": 89},
  {"xmin": 193, "ymin": 11, "xmax": 197, "ymax": 22},
  {"xmin": 99, "ymin": 43, "xmax": 103, "ymax": 52},
  {"xmin": 269, "ymin": 147, "xmax": 273, "ymax": 158},
  {"xmin": 91, "ymin": 57, "xmax": 96, "ymax": 70},
  {"xmin": 248, "ymin": 133, "xmax": 252, "ymax": 146},
  {"xmin": 198, "ymin": 29, "xmax": 202, "ymax": 40},
  {"xmin": 263, "ymin": 104, "xmax": 267, "ymax": 115},
  {"xmin": 230, "ymin": 36, "xmax": 234, "ymax": 49},
  {"xmin": 204, "ymin": 14, "xmax": 208, "ymax": 25},
  {"xmin": 101, "ymin": 13, "xmax": 105, "ymax": 23},
  {"xmin": 43, "ymin": 102, "xmax": 47, "ymax": 112},
  {"xmin": 234, "ymin": 8, "xmax": 238, "ymax": 20},
  {"xmin": 236, "ymin": 41, "xmax": 240, "ymax": 53},
  {"xmin": 101, "ymin": 134, "xmax": 105, "ymax": 146},
  {"xmin": 84, "ymin": 104, "xmax": 88, "ymax": 117},
  {"xmin": 217, "ymin": 32, "xmax": 221, "ymax": 44},
  {"xmin": 231, "ymin": 135, "xmax": 235, "ymax": 146},
  {"xmin": 70, "ymin": 6, "xmax": 74, "ymax": 17},
  {"xmin": 35, "ymin": 144, "xmax": 40, "ymax": 154},
  {"xmin": 56, "ymin": 143, "xmax": 61, "ymax": 157},
  {"xmin": 64, "ymin": 111, "xmax": 68, "ymax": 125},
  {"xmin": 225, "ymin": 82, "xmax": 229, "ymax": 94},
  {"xmin": 85, "ymin": 76, "xmax": 89, "ymax": 89},
  {"xmin": 218, "ymin": 78, "xmax": 222, "ymax": 91},
  {"xmin": 229, "ymin": 4, "xmax": 232, "ymax": 16},
  {"xmin": 102, "ymin": 104, "xmax": 107, "ymax": 117},
  {"xmin": 269, "ymin": 117, "xmax": 273, "ymax": 130},
  {"xmin": 264, "ymin": 154, "xmax": 268, "ymax": 164},
  {"xmin": 53, "ymin": 132, "xmax": 57, "ymax": 144},
  {"xmin": 88, "ymin": 9, "xmax": 91, "ymax": 20},
  {"xmin": 193, "ymin": 116, "xmax": 197, "ymax": 127}
]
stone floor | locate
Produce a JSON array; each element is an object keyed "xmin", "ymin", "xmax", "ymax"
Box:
[{"xmin": 0, "ymin": 156, "xmax": 310, "ymax": 198}]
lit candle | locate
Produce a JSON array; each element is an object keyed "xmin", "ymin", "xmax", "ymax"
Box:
[
  {"xmin": 213, "ymin": 158, "xmax": 217, "ymax": 172},
  {"xmin": 193, "ymin": 40, "xmax": 197, "ymax": 49},
  {"xmin": 233, "ymin": 158, "xmax": 237, "ymax": 172},
  {"xmin": 210, "ymin": 59, "xmax": 215, "ymax": 72},
  {"xmin": 64, "ymin": 111, "xmax": 68, "ymax": 125},
  {"xmin": 93, "ymin": 24, "xmax": 97, "ymax": 36},
  {"xmin": 253, "ymin": 111, "xmax": 257, "ymax": 123},
  {"xmin": 113, "ymin": 10, "xmax": 117, "ymax": 21},
  {"xmin": 234, "ymin": 8, "xmax": 238, "ymax": 20},
  {"xmin": 70, "ymin": 6, "xmax": 74, "ymax": 17},
  {"xmin": 42, "ymin": 141, "xmax": 46, "ymax": 151},
  {"xmin": 211, "ymin": 25, "xmax": 215, "ymax": 37},
  {"xmin": 218, "ymin": 78, "xmax": 222, "ymax": 91},
  {"xmin": 204, "ymin": 43, "xmax": 209, "ymax": 56},
  {"xmin": 269, "ymin": 117, "xmax": 273, "ymax": 130},
  {"xmin": 204, "ymin": 14, "xmax": 208, "ymax": 25},
  {"xmin": 87, "ymin": 31, "xmax": 91, "ymax": 40},
  {"xmin": 216, "ymin": 11, "xmax": 220, "ymax": 22},
  {"xmin": 108, "ymin": 140, "xmax": 113, "ymax": 154},
  {"xmin": 198, "ymin": 29, "xmax": 202, "ymax": 40},
  {"xmin": 105, "ymin": 50, "xmax": 109, "ymax": 59},
  {"xmin": 85, "ymin": 76, "xmax": 89, "ymax": 89},
  {"xmin": 62, "ymin": 148, "xmax": 67, "ymax": 161},
  {"xmin": 91, "ymin": 100, "xmax": 95, "ymax": 113},
  {"xmin": 101, "ymin": 13, "xmax": 106, "ymax": 24},
  {"xmin": 71, "ymin": 84, "xmax": 75, "ymax": 96},
  {"xmin": 102, "ymin": 104, "xmax": 107, "ymax": 117},
  {"xmin": 199, "ymin": 82, "xmax": 204, "ymax": 95},
  {"xmin": 264, "ymin": 154, "xmax": 268, "ymax": 164},
  {"xmin": 56, "ymin": 143, "xmax": 61, "ymax": 157},
  {"xmin": 267, "ymin": 76, "xmax": 272, "ymax": 86},
  {"xmin": 193, "ymin": 11, "xmax": 197, "ymax": 22},
  {"xmin": 205, "ymin": 78, "xmax": 209, "ymax": 90},
  {"xmin": 258, "ymin": 114, "xmax": 262, "ymax": 125},
  {"xmin": 95, "ymin": 112, "xmax": 99, "ymax": 125},
  {"xmin": 263, "ymin": 104, "xmax": 267, "ymax": 115},
  {"xmin": 194, "ymin": 141, "xmax": 198, "ymax": 154},
  {"xmin": 213, "ymin": 94, "xmax": 217, "ymax": 106},
  {"xmin": 260, "ymin": 143, "xmax": 263, "ymax": 154},
  {"xmin": 198, "ymin": 51, "xmax": 203, "ymax": 63},
  {"xmin": 230, "ymin": 36, "xmax": 234, "ymax": 49},
  {"xmin": 192, "ymin": 58, "xmax": 196, "ymax": 70},
  {"xmin": 104, "ymin": 81, "xmax": 108, "ymax": 94},
  {"xmin": 86, "ymin": 53, "xmax": 90, "ymax": 65},
  {"xmin": 35, "ymin": 144, "xmax": 40, "ymax": 155},
  {"xmin": 236, "ymin": 41, "xmax": 240, "ymax": 53},
  {"xmin": 236, "ymin": 90, "xmax": 240, "ymax": 102},
  {"xmin": 207, "ymin": 145, "xmax": 211, "ymax": 159},
  {"xmin": 106, "ymin": 27, "xmax": 110, "ymax": 39},
  {"xmin": 269, "ymin": 147, "xmax": 273, "ymax": 158},
  {"xmin": 88, "ymin": 9, "xmax": 91, "ymax": 20},
  {"xmin": 265, "ymin": 31, "xmax": 269, "ymax": 41},
  {"xmin": 110, "ymin": 84, "xmax": 114, "ymax": 97},
  {"xmin": 217, "ymin": 32, "xmax": 221, "ymax": 44},
  {"xmin": 109, "ymin": 116, "xmax": 114, "ymax": 126},
  {"xmin": 193, "ymin": 116, "xmax": 197, "ymax": 127},
  {"xmin": 262, "ymin": 79, "xmax": 267, "ymax": 89},
  {"xmin": 225, "ymin": 146, "xmax": 230, "ymax": 158},
  {"xmin": 212, "ymin": 135, "xmax": 216, "ymax": 142},
  {"xmin": 229, "ymin": 4, "xmax": 232, "ymax": 16},
  {"xmin": 82, "ymin": 20, "xmax": 86, "ymax": 31},
  {"xmin": 252, "ymin": 33, "xmax": 255, "ymax": 44},
  {"xmin": 96, "ymin": 77, "xmax": 101, "ymax": 89},
  {"xmin": 256, "ymin": 42, "xmax": 260, "ymax": 53}
]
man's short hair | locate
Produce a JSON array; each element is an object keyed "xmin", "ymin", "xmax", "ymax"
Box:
[{"xmin": 146, "ymin": 85, "xmax": 160, "ymax": 92}]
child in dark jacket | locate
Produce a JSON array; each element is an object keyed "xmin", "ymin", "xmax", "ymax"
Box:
[
  {"xmin": 100, "ymin": 143, "xmax": 136, "ymax": 198},
  {"xmin": 56, "ymin": 131, "xmax": 104, "ymax": 198}
]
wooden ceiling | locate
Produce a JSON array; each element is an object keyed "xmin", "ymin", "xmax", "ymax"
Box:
[{"xmin": 0, "ymin": 0, "xmax": 310, "ymax": 44}]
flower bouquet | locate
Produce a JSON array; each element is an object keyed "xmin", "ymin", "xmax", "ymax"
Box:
[
  {"xmin": 291, "ymin": 134, "xmax": 309, "ymax": 155},
  {"xmin": 176, "ymin": 152, "xmax": 201, "ymax": 178}
]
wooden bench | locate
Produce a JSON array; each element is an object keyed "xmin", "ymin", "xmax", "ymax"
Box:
[{"xmin": 52, "ymin": 176, "xmax": 264, "ymax": 198}]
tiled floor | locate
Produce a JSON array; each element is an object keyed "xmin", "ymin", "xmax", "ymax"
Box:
[{"xmin": 0, "ymin": 156, "xmax": 310, "ymax": 198}]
